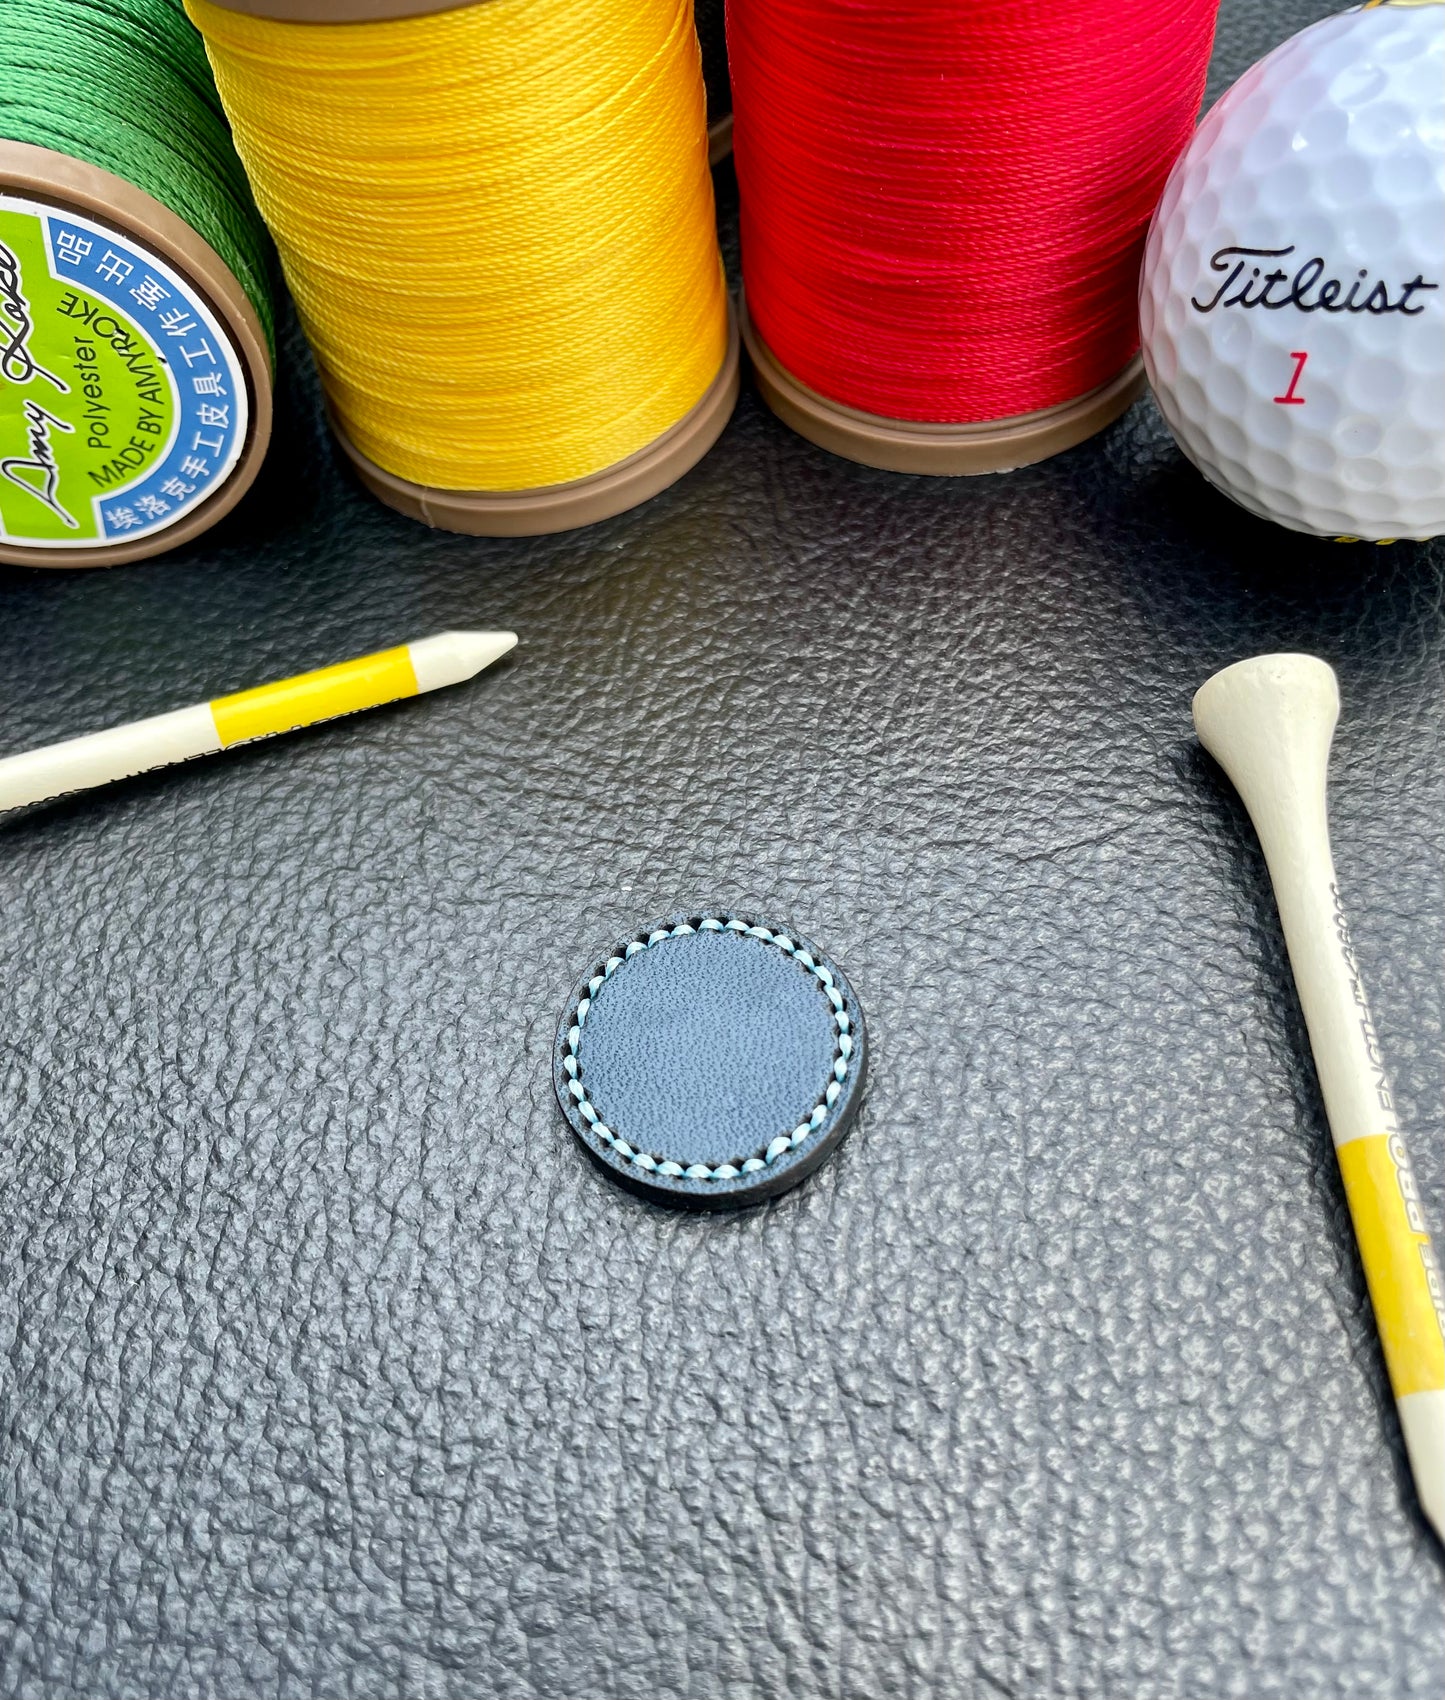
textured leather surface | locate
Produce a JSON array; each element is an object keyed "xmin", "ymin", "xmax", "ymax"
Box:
[
  {"xmin": 554, "ymin": 915, "xmax": 865, "ymax": 1204},
  {"xmin": 1, "ymin": 1, "xmax": 1443, "ymax": 1695}
]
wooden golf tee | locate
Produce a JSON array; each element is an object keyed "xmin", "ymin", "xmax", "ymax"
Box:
[
  {"xmin": 0, "ymin": 631, "xmax": 516, "ymax": 813},
  {"xmin": 1193, "ymin": 654, "xmax": 1445, "ymax": 1542}
]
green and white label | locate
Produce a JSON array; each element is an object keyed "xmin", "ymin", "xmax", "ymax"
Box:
[{"xmin": 0, "ymin": 194, "xmax": 248, "ymax": 550}]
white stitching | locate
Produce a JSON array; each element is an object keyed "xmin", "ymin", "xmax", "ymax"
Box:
[{"xmin": 565, "ymin": 917, "xmax": 852, "ymax": 1182}]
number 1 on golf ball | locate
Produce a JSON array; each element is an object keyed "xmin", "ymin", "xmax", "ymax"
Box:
[{"xmin": 1140, "ymin": 1, "xmax": 1444, "ymax": 541}]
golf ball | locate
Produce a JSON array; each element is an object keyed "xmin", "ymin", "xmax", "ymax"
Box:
[{"xmin": 1140, "ymin": 2, "xmax": 1445, "ymax": 541}]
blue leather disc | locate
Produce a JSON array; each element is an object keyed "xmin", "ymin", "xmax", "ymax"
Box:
[{"xmin": 553, "ymin": 912, "xmax": 867, "ymax": 1208}]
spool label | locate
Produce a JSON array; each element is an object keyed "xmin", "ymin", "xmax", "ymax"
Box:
[{"xmin": 0, "ymin": 195, "xmax": 248, "ymax": 551}]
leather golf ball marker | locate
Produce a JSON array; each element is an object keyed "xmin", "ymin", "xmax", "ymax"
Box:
[{"xmin": 554, "ymin": 912, "xmax": 867, "ymax": 1208}]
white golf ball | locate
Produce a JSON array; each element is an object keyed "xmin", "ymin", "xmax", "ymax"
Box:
[{"xmin": 1140, "ymin": 2, "xmax": 1445, "ymax": 541}]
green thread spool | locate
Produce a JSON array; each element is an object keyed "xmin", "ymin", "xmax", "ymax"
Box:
[{"xmin": 0, "ymin": 0, "xmax": 274, "ymax": 568}]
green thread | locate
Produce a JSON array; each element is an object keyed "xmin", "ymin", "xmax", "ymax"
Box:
[{"xmin": 0, "ymin": 0, "xmax": 274, "ymax": 356}]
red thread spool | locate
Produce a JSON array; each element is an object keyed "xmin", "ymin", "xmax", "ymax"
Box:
[{"xmin": 729, "ymin": 0, "xmax": 1220, "ymax": 474}]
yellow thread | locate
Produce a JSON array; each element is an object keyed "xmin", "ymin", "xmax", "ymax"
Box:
[
  {"xmin": 185, "ymin": 0, "xmax": 727, "ymax": 494},
  {"xmin": 211, "ymin": 645, "xmax": 419, "ymax": 746},
  {"xmin": 1337, "ymin": 1134, "xmax": 1445, "ymax": 1399}
]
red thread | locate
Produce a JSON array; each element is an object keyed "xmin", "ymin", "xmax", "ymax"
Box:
[{"xmin": 728, "ymin": 0, "xmax": 1220, "ymax": 425}]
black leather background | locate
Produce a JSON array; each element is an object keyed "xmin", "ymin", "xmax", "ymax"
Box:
[
  {"xmin": 2, "ymin": 3, "xmax": 1443, "ymax": 1695},
  {"xmin": 697, "ymin": 0, "xmax": 729, "ymax": 128}
]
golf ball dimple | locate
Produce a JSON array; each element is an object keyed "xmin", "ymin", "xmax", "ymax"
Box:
[{"xmin": 1140, "ymin": 2, "xmax": 1445, "ymax": 541}]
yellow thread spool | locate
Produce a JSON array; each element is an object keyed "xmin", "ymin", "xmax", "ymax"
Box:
[{"xmin": 186, "ymin": 0, "xmax": 738, "ymax": 536}]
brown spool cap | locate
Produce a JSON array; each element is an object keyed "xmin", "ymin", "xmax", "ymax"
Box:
[
  {"xmin": 740, "ymin": 293, "xmax": 1144, "ymax": 477},
  {"xmin": 0, "ymin": 141, "xmax": 272, "ymax": 569},
  {"xmin": 331, "ymin": 305, "xmax": 740, "ymax": 537}
]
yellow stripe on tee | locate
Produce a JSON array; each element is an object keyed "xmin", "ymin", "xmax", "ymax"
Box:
[
  {"xmin": 1337, "ymin": 1133, "xmax": 1445, "ymax": 1399},
  {"xmin": 210, "ymin": 645, "xmax": 419, "ymax": 747}
]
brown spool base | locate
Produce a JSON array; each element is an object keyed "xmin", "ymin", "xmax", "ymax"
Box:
[
  {"xmin": 0, "ymin": 141, "xmax": 273, "ymax": 570},
  {"xmin": 740, "ymin": 294, "xmax": 1144, "ymax": 477},
  {"xmin": 331, "ymin": 304, "xmax": 740, "ymax": 538}
]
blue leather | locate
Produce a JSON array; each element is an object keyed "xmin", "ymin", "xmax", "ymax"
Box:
[
  {"xmin": 579, "ymin": 930, "xmax": 837, "ymax": 1166},
  {"xmin": 553, "ymin": 914, "xmax": 867, "ymax": 1206}
]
